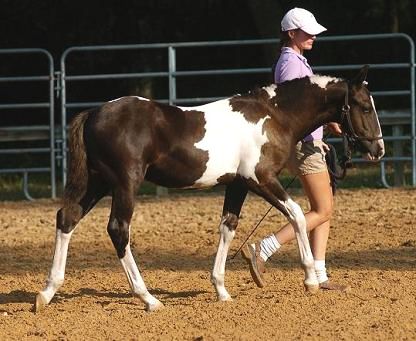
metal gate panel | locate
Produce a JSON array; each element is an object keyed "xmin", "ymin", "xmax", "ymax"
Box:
[{"xmin": 0, "ymin": 48, "xmax": 56, "ymax": 199}]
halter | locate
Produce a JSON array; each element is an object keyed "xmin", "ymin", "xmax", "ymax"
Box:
[
  {"xmin": 340, "ymin": 83, "xmax": 383, "ymax": 142},
  {"xmin": 330, "ymin": 83, "xmax": 383, "ymax": 180}
]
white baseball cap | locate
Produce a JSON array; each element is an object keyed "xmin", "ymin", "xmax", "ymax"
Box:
[{"xmin": 281, "ymin": 8, "xmax": 327, "ymax": 35}]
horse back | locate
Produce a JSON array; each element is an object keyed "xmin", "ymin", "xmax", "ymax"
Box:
[{"xmin": 82, "ymin": 96, "xmax": 274, "ymax": 189}]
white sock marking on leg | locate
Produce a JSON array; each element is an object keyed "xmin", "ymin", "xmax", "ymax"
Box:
[
  {"xmin": 39, "ymin": 229, "xmax": 73, "ymax": 304},
  {"xmin": 120, "ymin": 242, "xmax": 160, "ymax": 307},
  {"xmin": 211, "ymin": 215, "xmax": 235, "ymax": 300},
  {"xmin": 281, "ymin": 198, "xmax": 318, "ymax": 287}
]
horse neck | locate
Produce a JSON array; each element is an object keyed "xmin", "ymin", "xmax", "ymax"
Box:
[{"xmin": 275, "ymin": 79, "xmax": 347, "ymax": 142}]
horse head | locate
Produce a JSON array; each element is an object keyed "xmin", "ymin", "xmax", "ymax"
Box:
[{"xmin": 342, "ymin": 65, "xmax": 385, "ymax": 161}]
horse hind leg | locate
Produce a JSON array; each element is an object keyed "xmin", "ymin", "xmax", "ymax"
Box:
[
  {"xmin": 107, "ymin": 182, "xmax": 163, "ymax": 312},
  {"xmin": 35, "ymin": 177, "xmax": 108, "ymax": 312},
  {"xmin": 211, "ymin": 178, "xmax": 248, "ymax": 301}
]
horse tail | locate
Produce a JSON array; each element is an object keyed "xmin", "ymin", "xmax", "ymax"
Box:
[{"xmin": 63, "ymin": 111, "xmax": 90, "ymax": 205}]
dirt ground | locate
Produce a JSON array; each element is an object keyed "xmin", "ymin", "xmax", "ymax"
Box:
[{"xmin": 0, "ymin": 188, "xmax": 415, "ymax": 340}]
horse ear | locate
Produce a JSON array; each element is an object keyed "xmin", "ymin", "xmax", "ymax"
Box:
[
  {"xmin": 351, "ymin": 65, "xmax": 369, "ymax": 86},
  {"xmin": 351, "ymin": 65, "xmax": 370, "ymax": 86}
]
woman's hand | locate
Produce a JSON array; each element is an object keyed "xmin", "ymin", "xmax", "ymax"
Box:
[{"xmin": 326, "ymin": 122, "xmax": 342, "ymax": 136}]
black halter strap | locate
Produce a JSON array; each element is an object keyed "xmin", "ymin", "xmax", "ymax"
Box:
[
  {"xmin": 329, "ymin": 83, "xmax": 382, "ymax": 182},
  {"xmin": 340, "ymin": 83, "xmax": 383, "ymax": 142}
]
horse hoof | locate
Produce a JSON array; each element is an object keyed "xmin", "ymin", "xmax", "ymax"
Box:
[
  {"xmin": 304, "ymin": 284, "xmax": 319, "ymax": 295},
  {"xmin": 145, "ymin": 300, "xmax": 164, "ymax": 312},
  {"xmin": 35, "ymin": 293, "xmax": 48, "ymax": 313},
  {"xmin": 218, "ymin": 294, "xmax": 233, "ymax": 302}
]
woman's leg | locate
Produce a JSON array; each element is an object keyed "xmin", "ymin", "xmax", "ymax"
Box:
[
  {"xmin": 242, "ymin": 171, "xmax": 332, "ymax": 281},
  {"xmin": 300, "ymin": 170, "xmax": 332, "ymax": 259},
  {"xmin": 243, "ymin": 169, "xmax": 348, "ymax": 290},
  {"xmin": 268, "ymin": 170, "xmax": 332, "ymax": 247}
]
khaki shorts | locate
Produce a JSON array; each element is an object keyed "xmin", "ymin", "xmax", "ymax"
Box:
[{"xmin": 287, "ymin": 140, "xmax": 327, "ymax": 176}]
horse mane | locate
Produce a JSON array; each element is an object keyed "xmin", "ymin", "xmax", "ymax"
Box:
[
  {"xmin": 231, "ymin": 74, "xmax": 345, "ymax": 108},
  {"xmin": 233, "ymin": 84, "xmax": 276, "ymax": 103},
  {"xmin": 308, "ymin": 74, "xmax": 344, "ymax": 88}
]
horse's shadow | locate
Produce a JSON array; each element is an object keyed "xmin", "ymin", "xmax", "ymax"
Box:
[
  {"xmin": 59, "ymin": 287, "xmax": 207, "ymax": 300},
  {"xmin": 0, "ymin": 287, "xmax": 208, "ymax": 308},
  {"xmin": 150, "ymin": 288, "xmax": 208, "ymax": 299},
  {"xmin": 0, "ymin": 290, "xmax": 35, "ymax": 305}
]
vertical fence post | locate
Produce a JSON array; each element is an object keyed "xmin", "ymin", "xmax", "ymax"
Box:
[
  {"xmin": 49, "ymin": 56, "xmax": 56, "ymax": 199},
  {"xmin": 60, "ymin": 54, "xmax": 67, "ymax": 188},
  {"xmin": 392, "ymin": 125, "xmax": 405, "ymax": 185},
  {"xmin": 154, "ymin": 46, "xmax": 178, "ymax": 196},
  {"xmin": 410, "ymin": 38, "xmax": 416, "ymax": 186},
  {"xmin": 168, "ymin": 46, "xmax": 177, "ymax": 106}
]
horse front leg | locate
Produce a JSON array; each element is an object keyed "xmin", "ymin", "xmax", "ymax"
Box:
[
  {"xmin": 211, "ymin": 214, "xmax": 236, "ymax": 301},
  {"xmin": 248, "ymin": 176, "xmax": 319, "ymax": 293},
  {"xmin": 280, "ymin": 197, "xmax": 319, "ymax": 293},
  {"xmin": 211, "ymin": 179, "xmax": 247, "ymax": 301}
]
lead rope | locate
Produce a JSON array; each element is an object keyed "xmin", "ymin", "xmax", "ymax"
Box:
[
  {"xmin": 324, "ymin": 135, "xmax": 353, "ymax": 194},
  {"xmin": 228, "ymin": 175, "xmax": 297, "ymax": 260},
  {"xmin": 230, "ymin": 133, "xmax": 354, "ymax": 261}
]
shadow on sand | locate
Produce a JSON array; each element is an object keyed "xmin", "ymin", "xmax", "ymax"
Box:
[{"xmin": 0, "ymin": 242, "xmax": 415, "ymax": 275}]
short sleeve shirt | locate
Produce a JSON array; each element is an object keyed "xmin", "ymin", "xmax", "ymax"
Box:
[{"xmin": 274, "ymin": 47, "xmax": 323, "ymax": 141}]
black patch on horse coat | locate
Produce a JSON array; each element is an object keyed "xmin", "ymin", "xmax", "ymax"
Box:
[
  {"xmin": 84, "ymin": 97, "xmax": 210, "ymax": 189},
  {"xmin": 229, "ymin": 88, "xmax": 276, "ymax": 124},
  {"xmin": 217, "ymin": 173, "xmax": 237, "ymax": 185}
]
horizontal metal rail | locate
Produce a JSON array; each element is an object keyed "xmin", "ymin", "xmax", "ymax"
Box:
[
  {"xmin": 0, "ymin": 103, "xmax": 51, "ymax": 109},
  {"xmin": 0, "ymin": 167, "xmax": 51, "ymax": 200},
  {"xmin": 0, "ymin": 75, "xmax": 51, "ymax": 82},
  {"xmin": 0, "ymin": 148, "xmax": 51, "ymax": 154}
]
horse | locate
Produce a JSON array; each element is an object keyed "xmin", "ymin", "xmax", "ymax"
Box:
[{"xmin": 35, "ymin": 65, "xmax": 384, "ymax": 312}]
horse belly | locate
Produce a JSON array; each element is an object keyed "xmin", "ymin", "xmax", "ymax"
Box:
[{"xmin": 191, "ymin": 142, "xmax": 241, "ymax": 188}]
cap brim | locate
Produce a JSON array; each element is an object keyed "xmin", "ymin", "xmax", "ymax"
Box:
[{"xmin": 301, "ymin": 23, "xmax": 327, "ymax": 35}]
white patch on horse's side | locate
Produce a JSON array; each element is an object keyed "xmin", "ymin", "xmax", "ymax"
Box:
[
  {"xmin": 181, "ymin": 99, "xmax": 270, "ymax": 187},
  {"xmin": 262, "ymin": 84, "xmax": 277, "ymax": 98},
  {"xmin": 309, "ymin": 75, "xmax": 341, "ymax": 89}
]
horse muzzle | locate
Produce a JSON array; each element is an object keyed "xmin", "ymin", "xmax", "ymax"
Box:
[{"xmin": 362, "ymin": 138, "xmax": 385, "ymax": 162}]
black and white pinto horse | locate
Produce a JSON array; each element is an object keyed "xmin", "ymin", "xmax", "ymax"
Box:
[{"xmin": 36, "ymin": 66, "xmax": 384, "ymax": 312}]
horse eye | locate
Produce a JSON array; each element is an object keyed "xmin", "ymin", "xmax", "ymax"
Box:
[{"xmin": 363, "ymin": 108, "xmax": 371, "ymax": 113}]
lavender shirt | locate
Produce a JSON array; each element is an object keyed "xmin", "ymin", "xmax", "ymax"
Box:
[{"xmin": 274, "ymin": 47, "xmax": 323, "ymax": 141}]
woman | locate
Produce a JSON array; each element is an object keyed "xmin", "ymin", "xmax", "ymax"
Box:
[{"xmin": 242, "ymin": 7, "xmax": 348, "ymax": 291}]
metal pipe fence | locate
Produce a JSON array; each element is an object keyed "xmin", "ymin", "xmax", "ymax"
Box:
[
  {"xmin": 1, "ymin": 33, "xmax": 414, "ymax": 199},
  {"xmin": 60, "ymin": 33, "xmax": 415, "ymax": 189},
  {"xmin": 0, "ymin": 48, "xmax": 56, "ymax": 199}
]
